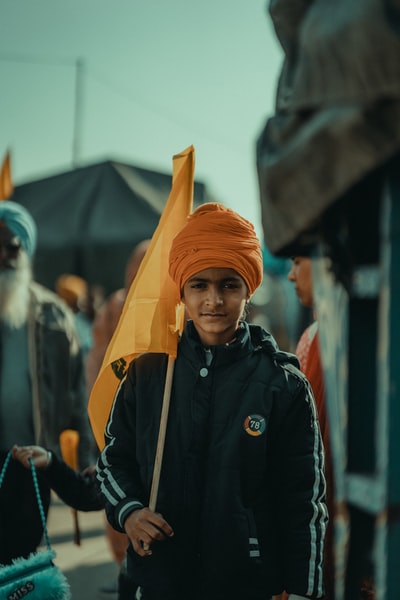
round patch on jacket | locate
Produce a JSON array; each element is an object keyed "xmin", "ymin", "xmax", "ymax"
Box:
[{"xmin": 243, "ymin": 414, "xmax": 266, "ymax": 436}]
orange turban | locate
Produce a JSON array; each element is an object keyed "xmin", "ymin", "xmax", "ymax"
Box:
[
  {"xmin": 169, "ymin": 202, "xmax": 263, "ymax": 295},
  {"xmin": 55, "ymin": 274, "xmax": 88, "ymax": 308}
]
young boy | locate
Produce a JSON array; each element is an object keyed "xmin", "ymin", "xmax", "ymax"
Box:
[{"xmin": 97, "ymin": 203, "xmax": 327, "ymax": 600}]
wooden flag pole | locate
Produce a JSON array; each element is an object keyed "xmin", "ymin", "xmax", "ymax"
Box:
[
  {"xmin": 148, "ymin": 355, "xmax": 175, "ymax": 511},
  {"xmin": 143, "ymin": 355, "xmax": 175, "ymax": 551}
]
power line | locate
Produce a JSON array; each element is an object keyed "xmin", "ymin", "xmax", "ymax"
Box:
[
  {"xmin": 0, "ymin": 53, "xmax": 247, "ymax": 155},
  {"xmin": 0, "ymin": 52, "xmax": 74, "ymax": 67},
  {"xmin": 88, "ymin": 66, "xmax": 245, "ymax": 151}
]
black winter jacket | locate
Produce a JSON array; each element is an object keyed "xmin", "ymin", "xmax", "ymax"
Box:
[
  {"xmin": 41, "ymin": 452, "xmax": 102, "ymax": 512},
  {"xmin": 97, "ymin": 321, "xmax": 327, "ymax": 600},
  {"xmin": 27, "ymin": 282, "xmax": 95, "ymax": 468}
]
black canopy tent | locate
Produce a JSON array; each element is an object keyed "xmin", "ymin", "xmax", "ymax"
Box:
[{"xmin": 11, "ymin": 160, "xmax": 210, "ymax": 296}]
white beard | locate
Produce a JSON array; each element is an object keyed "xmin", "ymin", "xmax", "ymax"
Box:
[{"xmin": 0, "ymin": 251, "xmax": 32, "ymax": 329}]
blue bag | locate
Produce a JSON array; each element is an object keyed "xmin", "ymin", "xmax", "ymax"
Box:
[{"xmin": 0, "ymin": 452, "xmax": 71, "ymax": 600}]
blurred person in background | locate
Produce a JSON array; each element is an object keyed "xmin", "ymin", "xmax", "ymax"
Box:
[
  {"xmin": 249, "ymin": 242, "xmax": 308, "ymax": 353},
  {"xmin": 55, "ymin": 273, "xmax": 95, "ymax": 362},
  {"xmin": 86, "ymin": 240, "xmax": 151, "ymax": 392},
  {"xmin": 0, "ymin": 200, "xmax": 95, "ymax": 565},
  {"xmin": 286, "ymin": 255, "xmax": 333, "ymax": 600},
  {"xmin": 86, "ymin": 238, "xmax": 151, "ymax": 596}
]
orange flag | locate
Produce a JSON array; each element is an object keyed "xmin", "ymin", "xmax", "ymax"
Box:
[
  {"xmin": 88, "ymin": 145, "xmax": 195, "ymax": 450},
  {"xmin": 0, "ymin": 151, "xmax": 13, "ymax": 200}
]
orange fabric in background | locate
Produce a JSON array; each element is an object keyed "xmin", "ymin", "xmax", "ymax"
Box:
[
  {"xmin": 297, "ymin": 321, "xmax": 334, "ymax": 600},
  {"xmin": 59, "ymin": 429, "xmax": 79, "ymax": 470}
]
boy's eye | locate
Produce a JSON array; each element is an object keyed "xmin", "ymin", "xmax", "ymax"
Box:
[
  {"xmin": 191, "ymin": 282, "xmax": 206, "ymax": 289},
  {"xmin": 188, "ymin": 281, "xmax": 241, "ymax": 290},
  {"xmin": 223, "ymin": 282, "xmax": 238, "ymax": 289}
]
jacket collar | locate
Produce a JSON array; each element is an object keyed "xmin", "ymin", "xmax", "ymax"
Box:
[{"xmin": 179, "ymin": 319, "xmax": 300, "ymax": 369}]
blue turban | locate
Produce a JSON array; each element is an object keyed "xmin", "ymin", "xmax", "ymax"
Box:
[{"xmin": 0, "ymin": 201, "xmax": 37, "ymax": 258}]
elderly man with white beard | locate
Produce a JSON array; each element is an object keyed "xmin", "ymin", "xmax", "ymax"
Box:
[{"xmin": 0, "ymin": 200, "xmax": 96, "ymax": 565}]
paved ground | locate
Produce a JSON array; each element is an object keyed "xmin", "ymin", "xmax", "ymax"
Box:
[{"xmin": 43, "ymin": 494, "xmax": 120, "ymax": 600}]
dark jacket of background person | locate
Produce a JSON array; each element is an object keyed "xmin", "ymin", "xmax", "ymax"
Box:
[
  {"xmin": 21, "ymin": 281, "xmax": 94, "ymax": 468},
  {"xmin": 0, "ymin": 281, "xmax": 95, "ymax": 564},
  {"xmin": 39, "ymin": 450, "xmax": 102, "ymax": 512},
  {"xmin": 97, "ymin": 320, "xmax": 327, "ymax": 600}
]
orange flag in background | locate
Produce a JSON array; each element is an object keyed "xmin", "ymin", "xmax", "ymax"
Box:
[
  {"xmin": 59, "ymin": 429, "xmax": 82, "ymax": 545},
  {"xmin": 88, "ymin": 145, "xmax": 195, "ymax": 449},
  {"xmin": 59, "ymin": 429, "xmax": 80, "ymax": 470},
  {"xmin": 0, "ymin": 151, "xmax": 14, "ymax": 200}
]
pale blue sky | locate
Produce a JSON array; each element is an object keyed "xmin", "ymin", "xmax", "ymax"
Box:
[{"xmin": 0, "ymin": 1, "xmax": 283, "ymax": 238}]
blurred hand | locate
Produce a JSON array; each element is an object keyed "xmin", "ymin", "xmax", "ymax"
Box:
[
  {"xmin": 11, "ymin": 444, "xmax": 50, "ymax": 469},
  {"xmin": 81, "ymin": 464, "xmax": 96, "ymax": 477}
]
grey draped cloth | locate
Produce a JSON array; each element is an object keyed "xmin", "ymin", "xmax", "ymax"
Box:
[{"xmin": 256, "ymin": 0, "xmax": 400, "ymax": 255}]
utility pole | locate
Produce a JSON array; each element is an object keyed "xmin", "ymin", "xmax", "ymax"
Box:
[{"xmin": 72, "ymin": 57, "xmax": 84, "ymax": 168}]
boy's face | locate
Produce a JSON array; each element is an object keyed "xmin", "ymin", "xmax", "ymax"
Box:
[
  {"xmin": 182, "ymin": 267, "xmax": 249, "ymax": 347},
  {"xmin": 287, "ymin": 256, "xmax": 314, "ymax": 308}
]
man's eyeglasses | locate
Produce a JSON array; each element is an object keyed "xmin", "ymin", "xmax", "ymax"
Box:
[{"xmin": 0, "ymin": 241, "xmax": 22, "ymax": 255}]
